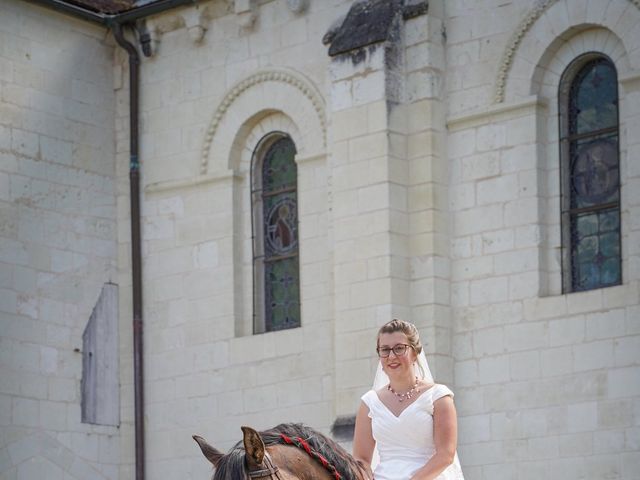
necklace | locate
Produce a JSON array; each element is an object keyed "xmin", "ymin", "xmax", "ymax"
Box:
[{"xmin": 387, "ymin": 377, "xmax": 419, "ymax": 403}]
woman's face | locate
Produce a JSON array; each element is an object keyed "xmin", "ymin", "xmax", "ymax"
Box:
[{"xmin": 378, "ymin": 331, "xmax": 417, "ymax": 377}]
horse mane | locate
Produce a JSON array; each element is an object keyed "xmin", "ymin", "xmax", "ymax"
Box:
[{"xmin": 213, "ymin": 423, "xmax": 363, "ymax": 480}]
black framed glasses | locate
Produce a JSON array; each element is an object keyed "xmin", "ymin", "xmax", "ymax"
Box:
[{"xmin": 377, "ymin": 344, "xmax": 412, "ymax": 358}]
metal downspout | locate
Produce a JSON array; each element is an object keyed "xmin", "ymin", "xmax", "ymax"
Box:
[
  {"xmin": 112, "ymin": 23, "xmax": 145, "ymax": 480},
  {"xmin": 21, "ymin": 2, "xmax": 203, "ymax": 479}
]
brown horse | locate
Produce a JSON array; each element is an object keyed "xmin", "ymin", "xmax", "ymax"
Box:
[{"xmin": 193, "ymin": 423, "xmax": 372, "ymax": 480}]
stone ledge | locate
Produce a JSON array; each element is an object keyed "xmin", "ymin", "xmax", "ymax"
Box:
[
  {"xmin": 296, "ymin": 153, "xmax": 326, "ymax": 164},
  {"xmin": 619, "ymin": 69, "xmax": 640, "ymax": 92},
  {"xmin": 144, "ymin": 171, "xmax": 239, "ymax": 194},
  {"xmin": 446, "ymin": 95, "xmax": 548, "ymax": 131}
]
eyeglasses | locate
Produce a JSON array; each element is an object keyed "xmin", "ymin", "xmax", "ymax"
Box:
[{"xmin": 377, "ymin": 344, "xmax": 412, "ymax": 358}]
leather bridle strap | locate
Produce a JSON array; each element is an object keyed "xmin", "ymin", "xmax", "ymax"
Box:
[{"xmin": 246, "ymin": 452, "xmax": 284, "ymax": 480}]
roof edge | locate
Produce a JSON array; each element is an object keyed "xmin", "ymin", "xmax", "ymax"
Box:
[{"xmin": 23, "ymin": 0, "xmax": 197, "ymax": 26}]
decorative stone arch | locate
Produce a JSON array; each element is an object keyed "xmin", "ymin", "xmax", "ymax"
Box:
[
  {"xmin": 230, "ymin": 108, "xmax": 321, "ymax": 337},
  {"xmin": 200, "ymin": 68, "xmax": 326, "ymax": 175},
  {"xmin": 495, "ymin": 0, "xmax": 640, "ymax": 103},
  {"xmin": 236, "ymin": 111, "xmax": 304, "ymax": 175},
  {"xmin": 535, "ymin": 27, "xmax": 630, "ymax": 101}
]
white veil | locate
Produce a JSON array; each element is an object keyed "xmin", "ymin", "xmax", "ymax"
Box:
[{"xmin": 372, "ymin": 349, "xmax": 434, "ymax": 390}]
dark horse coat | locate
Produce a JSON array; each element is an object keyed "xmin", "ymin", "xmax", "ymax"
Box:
[{"xmin": 194, "ymin": 423, "xmax": 372, "ymax": 480}]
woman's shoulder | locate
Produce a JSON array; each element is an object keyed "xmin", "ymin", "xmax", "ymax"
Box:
[
  {"xmin": 360, "ymin": 389, "xmax": 378, "ymax": 406},
  {"xmin": 427, "ymin": 383, "xmax": 455, "ymax": 402},
  {"xmin": 417, "ymin": 383, "xmax": 454, "ymax": 414}
]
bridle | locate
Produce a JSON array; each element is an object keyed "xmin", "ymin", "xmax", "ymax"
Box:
[
  {"xmin": 245, "ymin": 451, "xmax": 284, "ymax": 480},
  {"xmin": 244, "ymin": 433, "xmax": 353, "ymax": 480}
]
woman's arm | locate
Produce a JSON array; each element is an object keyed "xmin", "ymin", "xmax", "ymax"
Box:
[
  {"xmin": 410, "ymin": 395, "xmax": 458, "ymax": 480},
  {"xmin": 352, "ymin": 401, "xmax": 375, "ymax": 469}
]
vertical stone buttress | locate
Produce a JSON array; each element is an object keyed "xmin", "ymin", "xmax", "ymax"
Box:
[
  {"xmin": 325, "ymin": 0, "xmax": 451, "ymax": 421},
  {"xmin": 404, "ymin": 1, "xmax": 452, "ymax": 386}
]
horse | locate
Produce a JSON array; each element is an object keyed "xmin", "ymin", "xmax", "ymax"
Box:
[{"xmin": 193, "ymin": 423, "xmax": 373, "ymax": 480}]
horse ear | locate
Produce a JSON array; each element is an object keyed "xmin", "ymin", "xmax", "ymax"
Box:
[
  {"xmin": 241, "ymin": 426, "xmax": 265, "ymax": 466},
  {"xmin": 192, "ymin": 435, "xmax": 224, "ymax": 467}
]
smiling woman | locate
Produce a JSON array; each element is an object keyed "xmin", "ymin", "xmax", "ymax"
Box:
[{"xmin": 352, "ymin": 320, "xmax": 465, "ymax": 480}]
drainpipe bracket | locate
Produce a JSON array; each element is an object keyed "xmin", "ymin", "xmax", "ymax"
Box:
[{"xmin": 137, "ymin": 19, "xmax": 161, "ymax": 56}]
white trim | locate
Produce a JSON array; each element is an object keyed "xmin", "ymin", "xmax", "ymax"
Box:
[
  {"xmin": 295, "ymin": 153, "xmax": 326, "ymax": 165},
  {"xmin": 446, "ymin": 95, "xmax": 548, "ymax": 131},
  {"xmin": 619, "ymin": 69, "xmax": 640, "ymax": 90},
  {"xmin": 144, "ymin": 170, "xmax": 239, "ymax": 194}
]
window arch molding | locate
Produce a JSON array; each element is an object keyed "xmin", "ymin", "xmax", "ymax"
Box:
[
  {"xmin": 200, "ymin": 68, "xmax": 326, "ymax": 176},
  {"xmin": 496, "ymin": 0, "xmax": 640, "ymax": 104},
  {"xmin": 228, "ymin": 109, "xmax": 324, "ymax": 337},
  {"xmin": 526, "ymin": 25, "xmax": 633, "ymax": 296},
  {"xmin": 203, "ymin": 72, "xmax": 326, "ymax": 337}
]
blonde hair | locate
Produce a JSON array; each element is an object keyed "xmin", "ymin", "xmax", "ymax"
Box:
[{"xmin": 376, "ymin": 319, "xmax": 423, "ymax": 355}]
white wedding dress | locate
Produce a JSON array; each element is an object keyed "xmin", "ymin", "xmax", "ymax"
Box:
[{"xmin": 361, "ymin": 384, "xmax": 465, "ymax": 480}]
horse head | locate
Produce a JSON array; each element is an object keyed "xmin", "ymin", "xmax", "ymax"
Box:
[
  {"xmin": 193, "ymin": 423, "xmax": 372, "ymax": 480},
  {"xmin": 193, "ymin": 426, "xmax": 284, "ymax": 479}
]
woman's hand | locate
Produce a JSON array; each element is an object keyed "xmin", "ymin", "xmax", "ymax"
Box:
[{"xmin": 355, "ymin": 458, "xmax": 374, "ymax": 480}]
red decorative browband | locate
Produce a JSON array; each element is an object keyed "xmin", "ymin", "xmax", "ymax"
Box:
[{"xmin": 279, "ymin": 434, "xmax": 342, "ymax": 480}]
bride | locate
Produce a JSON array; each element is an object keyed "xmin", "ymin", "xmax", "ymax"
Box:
[{"xmin": 352, "ymin": 319, "xmax": 465, "ymax": 480}]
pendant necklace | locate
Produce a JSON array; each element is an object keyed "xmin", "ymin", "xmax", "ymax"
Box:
[{"xmin": 388, "ymin": 377, "xmax": 419, "ymax": 403}]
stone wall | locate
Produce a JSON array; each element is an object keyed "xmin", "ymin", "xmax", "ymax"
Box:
[
  {"xmin": 2, "ymin": 0, "xmax": 639, "ymax": 479},
  {"xmin": 0, "ymin": 0, "xmax": 119, "ymax": 478},
  {"xmin": 114, "ymin": 1, "xmax": 353, "ymax": 477},
  {"xmin": 114, "ymin": 0, "xmax": 640, "ymax": 478},
  {"xmin": 446, "ymin": 0, "xmax": 640, "ymax": 478}
]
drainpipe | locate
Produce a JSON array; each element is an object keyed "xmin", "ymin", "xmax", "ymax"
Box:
[
  {"xmin": 112, "ymin": 23, "xmax": 145, "ymax": 480},
  {"xmin": 22, "ymin": 3, "xmax": 198, "ymax": 479}
]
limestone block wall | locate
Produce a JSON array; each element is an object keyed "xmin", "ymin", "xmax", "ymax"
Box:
[
  {"xmin": 446, "ymin": 0, "xmax": 640, "ymax": 478},
  {"xmin": 445, "ymin": 0, "xmax": 530, "ymax": 116},
  {"xmin": 329, "ymin": 42, "xmax": 403, "ymax": 417},
  {"xmin": 3, "ymin": 0, "xmax": 639, "ymax": 479},
  {"xmin": 113, "ymin": 1, "xmax": 352, "ymax": 477},
  {"xmin": 0, "ymin": 1, "xmax": 119, "ymax": 478},
  {"xmin": 328, "ymin": 0, "xmax": 455, "ymax": 420},
  {"xmin": 403, "ymin": 1, "xmax": 454, "ymax": 386}
]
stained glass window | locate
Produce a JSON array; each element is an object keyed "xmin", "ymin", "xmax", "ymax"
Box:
[
  {"xmin": 252, "ymin": 136, "xmax": 301, "ymax": 332},
  {"xmin": 560, "ymin": 56, "xmax": 621, "ymax": 292}
]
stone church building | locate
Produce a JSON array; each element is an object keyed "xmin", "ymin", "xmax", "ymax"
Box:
[{"xmin": 1, "ymin": 0, "xmax": 639, "ymax": 478}]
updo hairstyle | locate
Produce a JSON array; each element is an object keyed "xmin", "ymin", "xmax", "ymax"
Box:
[{"xmin": 377, "ymin": 319, "xmax": 423, "ymax": 355}]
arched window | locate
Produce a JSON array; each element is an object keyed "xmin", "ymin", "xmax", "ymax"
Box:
[
  {"xmin": 559, "ymin": 54, "xmax": 621, "ymax": 293},
  {"xmin": 251, "ymin": 135, "xmax": 301, "ymax": 333}
]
